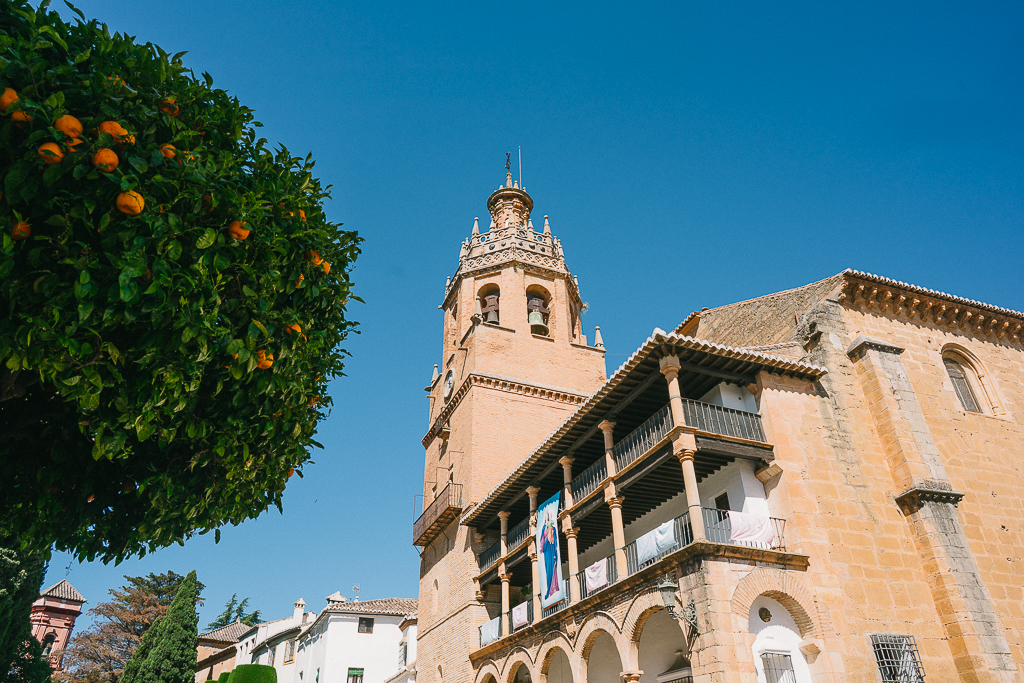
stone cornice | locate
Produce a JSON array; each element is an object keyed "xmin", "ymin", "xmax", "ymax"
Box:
[
  {"xmin": 421, "ymin": 373, "xmax": 590, "ymax": 448},
  {"xmin": 838, "ymin": 271, "xmax": 1024, "ymax": 344},
  {"xmin": 441, "ymin": 243, "xmax": 583, "ymax": 309},
  {"xmin": 895, "ymin": 486, "xmax": 965, "ymax": 515}
]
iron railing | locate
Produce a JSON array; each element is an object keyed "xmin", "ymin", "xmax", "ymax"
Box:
[
  {"xmin": 578, "ymin": 553, "xmax": 617, "ymax": 600},
  {"xmin": 479, "ymin": 615, "xmax": 502, "ymax": 647},
  {"xmin": 680, "ymin": 399, "xmax": 766, "ymax": 442},
  {"xmin": 507, "ymin": 516, "xmax": 531, "ymax": 549},
  {"xmin": 701, "ymin": 508, "xmax": 786, "ymax": 551},
  {"xmin": 412, "ymin": 483, "xmax": 463, "ymax": 546},
  {"xmin": 570, "ymin": 457, "xmax": 607, "ymax": 502},
  {"xmin": 479, "ymin": 539, "xmax": 501, "ymax": 571},
  {"xmin": 509, "ymin": 599, "xmax": 534, "ymax": 633},
  {"xmin": 624, "ymin": 512, "xmax": 693, "ymax": 576},
  {"xmin": 613, "ymin": 404, "xmax": 673, "ymax": 471},
  {"xmin": 540, "ymin": 579, "xmax": 571, "ymax": 619}
]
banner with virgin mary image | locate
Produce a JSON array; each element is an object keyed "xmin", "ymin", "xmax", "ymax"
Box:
[{"xmin": 536, "ymin": 492, "xmax": 565, "ymax": 608}]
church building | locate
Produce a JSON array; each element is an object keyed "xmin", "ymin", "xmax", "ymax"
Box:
[{"xmin": 413, "ymin": 171, "xmax": 1024, "ymax": 682}]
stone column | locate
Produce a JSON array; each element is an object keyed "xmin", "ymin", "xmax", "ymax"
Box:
[
  {"xmin": 606, "ymin": 490, "xmax": 628, "ymax": 578},
  {"xmin": 562, "ymin": 519, "xmax": 581, "ymax": 603},
  {"xmin": 527, "ymin": 487, "xmax": 541, "ymax": 617},
  {"xmin": 499, "ymin": 572, "xmax": 511, "ymax": 637},
  {"xmin": 599, "ymin": 420, "xmax": 617, "ymax": 476},
  {"xmin": 498, "ymin": 511, "xmax": 510, "ymax": 557},
  {"xmin": 529, "ymin": 548, "xmax": 541, "ymax": 618},
  {"xmin": 559, "ymin": 455, "xmax": 575, "ymax": 508},
  {"xmin": 659, "ymin": 355, "xmax": 686, "ymax": 427},
  {"xmin": 620, "ymin": 672, "xmax": 643, "ymax": 683},
  {"xmin": 676, "ymin": 446, "xmax": 706, "ymax": 541}
]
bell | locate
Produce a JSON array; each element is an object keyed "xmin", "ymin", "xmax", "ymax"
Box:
[
  {"xmin": 529, "ymin": 310, "xmax": 549, "ymax": 336},
  {"xmin": 486, "ymin": 309, "xmax": 499, "ymax": 324}
]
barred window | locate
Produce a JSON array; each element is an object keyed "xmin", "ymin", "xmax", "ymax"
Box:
[
  {"xmin": 266, "ymin": 645, "xmax": 276, "ymax": 666},
  {"xmin": 871, "ymin": 634, "xmax": 925, "ymax": 682},
  {"xmin": 759, "ymin": 652, "xmax": 797, "ymax": 683},
  {"xmin": 944, "ymin": 359, "xmax": 981, "ymax": 413},
  {"xmin": 398, "ymin": 641, "xmax": 407, "ymax": 667},
  {"xmin": 346, "ymin": 668, "xmax": 364, "ymax": 683},
  {"xmin": 284, "ymin": 639, "xmax": 296, "ymax": 663}
]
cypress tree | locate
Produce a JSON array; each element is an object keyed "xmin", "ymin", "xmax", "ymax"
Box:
[
  {"xmin": 119, "ymin": 616, "xmax": 163, "ymax": 683},
  {"xmin": 135, "ymin": 570, "xmax": 199, "ymax": 683}
]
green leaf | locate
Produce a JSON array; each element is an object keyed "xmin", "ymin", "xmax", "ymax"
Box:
[
  {"xmin": 196, "ymin": 229, "xmax": 216, "ymax": 249},
  {"xmin": 242, "ymin": 285, "xmax": 257, "ymax": 297},
  {"xmin": 45, "ymin": 215, "xmax": 68, "ymax": 227}
]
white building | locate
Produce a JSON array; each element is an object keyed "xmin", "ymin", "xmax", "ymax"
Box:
[{"xmin": 293, "ymin": 597, "xmax": 418, "ymax": 683}]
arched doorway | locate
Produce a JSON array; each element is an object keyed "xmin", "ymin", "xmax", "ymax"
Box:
[
  {"xmin": 586, "ymin": 632, "xmax": 623, "ymax": 683},
  {"xmin": 543, "ymin": 648, "xmax": 573, "ymax": 683},
  {"xmin": 750, "ymin": 595, "xmax": 811, "ymax": 683},
  {"xmin": 636, "ymin": 609, "xmax": 690, "ymax": 683}
]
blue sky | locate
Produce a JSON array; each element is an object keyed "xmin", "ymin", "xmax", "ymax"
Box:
[{"xmin": 43, "ymin": 0, "xmax": 1023, "ymax": 628}]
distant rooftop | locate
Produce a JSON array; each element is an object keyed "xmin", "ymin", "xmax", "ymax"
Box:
[
  {"xmin": 323, "ymin": 597, "xmax": 418, "ymax": 618},
  {"xmin": 199, "ymin": 619, "xmax": 254, "ymax": 644}
]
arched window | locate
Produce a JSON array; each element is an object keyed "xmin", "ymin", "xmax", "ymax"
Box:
[
  {"xmin": 941, "ymin": 346, "xmax": 1001, "ymax": 416},
  {"xmin": 478, "ymin": 284, "xmax": 500, "ymax": 325},
  {"xmin": 41, "ymin": 633, "xmax": 56, "ymax": 657},
  {"xmin": 525, "ymin": 285, "xmax": 551, "ymax": 336},
  {"xmin": 943, "ymin": 357, "xmax": 980, "ymax": 413}
]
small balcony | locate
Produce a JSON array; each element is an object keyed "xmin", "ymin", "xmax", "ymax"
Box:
[
  {"xmin": 680, "ymin": 398, "xmax": 766, "ymax": 442},
  {"xmin": 413, "ymin": 483, "xmax": 463, "ymax": 547},
  {"xmin": 479, "ymin": 614, "xmax": 502, "ymax": 647}
]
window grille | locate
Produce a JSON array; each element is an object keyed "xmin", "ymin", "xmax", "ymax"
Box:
[
  {"xmin": 871, "ymin": 634, "xmax": 925, "ymax": 682},
  {"xmin": 760, "ymin": 652, "xmax": 797, "ymax": 683},
  {"xmin": 284, "ymin": 639, "xmax": 296, "ymax": 663},
  {"xmin": 358, "ymin": 617, "xmax": 374, "ymax": 633},
  {"xmin": 944, "ymin": 359, "xmax": 981, "ymax": 413},
  {"xmin": 267, "ymin": 645, "xmax": 276, "ymax": 666},
  {"xmin": 346, "ymin": 668, "xmax": 364, "ymax": 683},
  {"xmin": 398, "ymin": 641, "xmax": 407, "ymax": 667}
]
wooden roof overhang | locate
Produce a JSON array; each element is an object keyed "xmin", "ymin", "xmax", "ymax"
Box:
[{"xmin": 463, "ymin": 330, "xmax": 826, "ymax": 538}]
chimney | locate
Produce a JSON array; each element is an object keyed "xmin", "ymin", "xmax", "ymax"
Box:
[{"xmin": 293, "ymin": 598, "xmax": 306, "ymax": 624}]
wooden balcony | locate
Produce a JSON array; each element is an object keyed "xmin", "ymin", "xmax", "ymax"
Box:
[{"xmin": 413, "ymin": 483, "xmax": 463, "ymax": 547}]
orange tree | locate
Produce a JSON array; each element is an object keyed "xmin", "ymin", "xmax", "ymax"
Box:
[{"xmin": 0, "ymin": 1, "xmax": 361, "ymax": 563}]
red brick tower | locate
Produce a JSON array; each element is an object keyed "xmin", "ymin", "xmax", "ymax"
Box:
[{"xmin": 414, "ymin": 169, "xmax": 607, "ymax": 683}]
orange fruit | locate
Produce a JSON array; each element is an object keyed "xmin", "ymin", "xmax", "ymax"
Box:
[
  {"xmin": 159, "ymin": 143, "xmax": 177, "ymax": 160},
  {"xmin": 299, "ymin": 209, "xmax": 306, "ymax": 222},
  {"xmin": 11, "ymin": 111, "xmax": 32, "ymax": 123},
  {"xmin": 322, "ymin": 261, "xmax": 331, "ymax": 275},
  {"xmin": 202, "ymin": 194, "xmax": 215, "ymax": 212},
  {"xmin": 158, "ymin": 99, "xmax": 180, "ymax": 117},
  {"xmin": 255, "ymin": 350, "xmax": 274, "ymax": 370},
  {"xmin": 305, "ymin": 249, "xmax": 323, "ymax": 265},
  {"xmin": 295, "ymin": 273, "xmax": 304, "ymax": 289},
  {"xmin": 118, "ymin": 133, "xmax": 135, "ymax": 147},
  {"xmin": 0, "ymin": 88, "xmax": 17, "ymax": 112},
  {"xmin": 227, "ymin": 220, "xmax": 250, "ymax": 240},
  {"xmin": 11, "ymin": 221, "xmax": 30, "ymax": 241},
  {"xmin": 288, "ymin": 467, "xmax": 295, "ymax": 478},
  {"xmin": 93, "ymin": 148, "xmax": 118, "ymax": 172},
  {"xmin": 87, "ymin": 495, "xmax": 95, "ymax": 503},
  {"xmin": 106, "ymin": 76, "xmax": 127, "ymax": 87},
  {"xmin": 116, "ymin": 191, "xmax": 144, "ymax": 215},
  {"xmin": 38, "ymin": 142, "xmax": 64, "ymax": 164},
  {"xmin": 67, "ymin": 137, "xmax": 85, "ymax": 152},
  {"xmin": 98, "ymin": 120, "xmax": 128, "ymax": 140},
  {"xmin": 54, "ymin": 115, "xmax": 82, "ymax": 138},
  {"xmin": 285, "ymin": 323, "xmax": 302, "ymax": 337}
]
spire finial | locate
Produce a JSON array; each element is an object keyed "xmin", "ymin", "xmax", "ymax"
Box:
[
  {"xmin": 472, "ymin": 217, "xmax": 479, "ymax": 236},
  {"xmin": 505, "ymin": 152, "xmax": 513, "ymax": 188},
  {"xmin": 543, "ymin": 215, "xmax": 551, "ymax": 235}
]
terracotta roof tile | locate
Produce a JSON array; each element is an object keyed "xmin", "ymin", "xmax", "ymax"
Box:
[
  {"xmin": 39, "ymin": 580, "xmax": 85, "ymax": 603},
  {"xmin": 199, "ymin": 619, "xmax": 253, "ymax": 643},
  {"xmin": 322, "ymin": 598, "xmax": 417, "ymax": 617}
]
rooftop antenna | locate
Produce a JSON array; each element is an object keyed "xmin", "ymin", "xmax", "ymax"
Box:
[
  {"xmin": 518, "ymin": 146, "xmax": 522, "ymax": 190},
  {"xmin": 352, "ymin": 584, "xmax": 360, "ymax": 602}
]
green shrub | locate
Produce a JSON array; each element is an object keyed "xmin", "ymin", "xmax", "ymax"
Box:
[
  {"xmin": 229, "ymin": 664, "xmax": 277, "ymax": 683},
  {"xmin": 217, "ymin": 671, "xmax": 232, "ymax": 683}
]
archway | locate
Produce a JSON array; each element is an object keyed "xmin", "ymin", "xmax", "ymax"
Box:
[
  {"xmin": 542, "ymin": 648, "xmax": 573, "ymax": 683},
  {"xmin": 586, "ymin": 631, "xmax": 623, "ymax": 683},
  {"xmin": 750, "ymin": 595, "xmax": 811, "ymax": 683},
  {"xmin": 636, "ymin": 609, "xmax": 690, "ymax": 683},
  {"xmin": 509, "ymin": 661, "xmax": 534, "ymax": 683}
]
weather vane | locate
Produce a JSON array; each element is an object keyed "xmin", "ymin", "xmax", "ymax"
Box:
[{"xmin": 505, "ymin": 152, "xmax": 511, "ymax": 171}]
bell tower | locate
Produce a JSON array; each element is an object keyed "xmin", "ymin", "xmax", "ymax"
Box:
[{"xmin": 415, "ymin": 168, "xmax": 607, "ymax": 683}]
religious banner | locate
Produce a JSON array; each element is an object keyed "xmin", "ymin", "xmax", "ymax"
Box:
[{"xmin": 536, "ymin": 492, "xmax": 565, "ymax": 608}]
